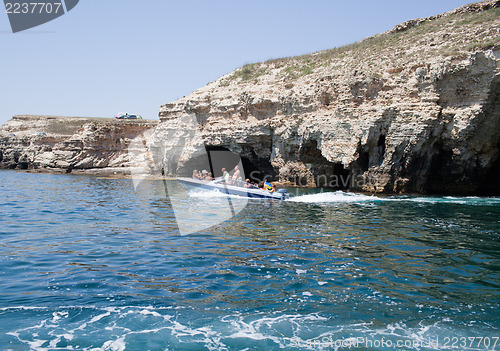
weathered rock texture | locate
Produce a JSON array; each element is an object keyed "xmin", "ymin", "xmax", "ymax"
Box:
[
  {"xmin": 157, "ymin": 0, "xmax": 500, "ymax": 195},
  {"xmin": 0, "ymin": 115, "xmax": 157, "ymax": 175}
]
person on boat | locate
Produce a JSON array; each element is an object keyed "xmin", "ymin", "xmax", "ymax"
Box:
[
  {"xmin": 222, "ymin": 168, "xmax": 230, "ymax": 183},
  {"xmin": 192, "ymin": 170, "xmax": 200, "ymax": 179},
  {"xmin": 263, "ymin": 180, "xmax": 274, "ymax": 193},
  {"xmin": 205, "ymin": 172, "xmax": 214, "ymax": 181},
  {"xmin": 232, "ymin": 166, "xmax": 242, "ymax": 183},
  {"xmin": 244, "ymin": 179, "xmax": 252, "ymax": 188}
]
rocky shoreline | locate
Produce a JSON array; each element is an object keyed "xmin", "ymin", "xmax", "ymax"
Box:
[
  {"xmin": 155, "ymin": 0, "xmax": 500, "ymax": 195},
  {"xmin": 1, "ymin": 1, "xmax": 500, "ymax": 195},
  {"xmin": 0, "ymin": 115, "xmax": 157, "ymax": 175}
]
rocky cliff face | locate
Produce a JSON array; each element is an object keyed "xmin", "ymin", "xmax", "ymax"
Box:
[
  {"xmin": 0, "ymin": 115, "xmax": 157, "ymax": 175},
  {"xmin": 157, "ymin": 0, "xmax": 500, "ymax": 195}
]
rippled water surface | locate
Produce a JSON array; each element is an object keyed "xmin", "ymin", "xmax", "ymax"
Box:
[{"xmin": 1, "ymin": 170, "xmax": 499, "ymax": 350}]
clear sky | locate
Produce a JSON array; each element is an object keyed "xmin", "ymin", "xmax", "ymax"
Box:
[{"xmin": 0, "ymin": 0, "xmax": 474, "ymax": 125}]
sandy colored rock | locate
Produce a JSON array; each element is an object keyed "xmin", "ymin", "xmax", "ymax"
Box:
[
  {"xmin": 0, "ymin": 115, "xmax": 157, "ymax": 175},
  {"xmin": 154, "ymin": 0, "xmax": 500, "ymax": 195},
  {"xmin": 1, "ymin": 1, "xmax": 499, "ymax": 195}
]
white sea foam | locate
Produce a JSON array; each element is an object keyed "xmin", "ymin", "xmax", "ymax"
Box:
[
  {"xmin": 288, "ymin": 191, "xmax": 383, "ymax": 203},
  {"xmin": 405, "ymin": 196, "xmax": 500, "ymax": 205},
  {"xmin": 4, "ymin": 306, "xmax": 495, "ymax": 351},
  {"xmin": 139, "ymin": 309, "xmax": 162, "ymax": 317},
  {"xmin": 101, "ymin": 336, "xmax": 126, "ymax": 351},
  {"xmin": 288, "ymin": 191, "xmax": 500, "ymax": 205},
  {"xmin": 0, "ymin": 306, "xmax": 50, "ymax": 311},
  {"xmin": 77, "ymin": 311, "xmax": 111, "ymax": 330},
  {"xmin": 226, "ymin": 312, "xmax": 328, "ymax": 348},
  {"xmin": 51, "ymin": 311, "xmax": 68, "ymax": 323}
]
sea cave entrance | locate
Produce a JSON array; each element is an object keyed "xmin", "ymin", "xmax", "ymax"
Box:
[
  {"xmin": 299, "ymin": 139, "xmax": 351, "ymax": 189},
  {"xmin": 179, "ymin": 145, "xmax": 273, "ymax": 183},
  {"xmin": 478, "ymin": 144, "xmax": 500, "ymax": 195}
]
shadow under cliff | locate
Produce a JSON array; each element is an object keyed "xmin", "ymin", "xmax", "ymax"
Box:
[{"xmin": 424, "ymin": 75, "xmax": 500, "ymax": 195}]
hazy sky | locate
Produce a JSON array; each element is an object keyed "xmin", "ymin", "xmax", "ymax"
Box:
[{"xmin": 1, "ymin": 0, "xmax": 474, "ymax": 125}]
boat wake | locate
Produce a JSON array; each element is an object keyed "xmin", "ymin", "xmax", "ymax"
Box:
[
  {"xmin": 287, "ymin": 191, "xmax": 382, "ymax": 203},
  {"xmin": 287, "ymin": 191, "xmax": 500, "ymax": 205}
]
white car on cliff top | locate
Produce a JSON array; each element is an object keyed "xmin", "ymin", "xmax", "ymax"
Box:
[{"xmin": 115, "ymin": 113, "xmax": 142, "ymax": 119}]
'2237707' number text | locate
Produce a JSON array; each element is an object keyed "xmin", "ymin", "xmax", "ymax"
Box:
[{"xmin": 5, "ymin": 2, "xmax": 63, "ymax": 14}]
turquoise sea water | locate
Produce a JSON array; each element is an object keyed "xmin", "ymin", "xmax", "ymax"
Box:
[{"xmin": 0, "ymin": 169, "xmax": 499, "ymax": 350}]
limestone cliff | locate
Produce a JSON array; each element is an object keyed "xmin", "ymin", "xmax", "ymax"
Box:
[
  {"xmin": 0, "ymin": 115, "xmax": 157, "ymax": 175},
  {"xmin": 157, "ymin": 0, "xmax": 500, "ymax": 195}
]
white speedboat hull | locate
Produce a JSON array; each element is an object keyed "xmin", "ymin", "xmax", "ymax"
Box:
[{"xmin": 177, "ymin": 177, "xmax": 289, "ymax": 200}]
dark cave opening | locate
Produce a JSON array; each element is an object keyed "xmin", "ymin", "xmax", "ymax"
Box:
[
  {"xmin": 477, "ymin": 76, "xmax": 500, "ymax": 195},
  {"xmin": 180, "ymin": 145, "xmax": 272, "ymax": 184},
  {"xmin": 427, "ymin": 75, "xmax": 500, "ymax": 195},
  {"xmin": 298, "ymin": 139, "xmax": 320, "ymax": 164},
  {"xmin": 329, "ymin": 163, "xmax": 351, "ymax": 189},
  {"xmin": 478, "ymin": 146, "xmax": 500, "ymax": 196},
  {"xmin": 358, "ymin": 151, "xmax": 370, "ymax": 172},
  {"xmin": 299, "ymin": 139, "xmax": 351, "ymax": 189},
  {"xmin": 425, "ymin": 145, "xmax": 455, "ymax": 194},
  {"xmin": 208, "ymin": 145, "xmax": 274, "ymax": 182},
  {"xmin": 377, "ymin": 134, "xmax": 386, "ymax": 159},
  {"xmin": 205, "ymin": 146, "xmax": 240, "ymax": 178},
  {"xmin": 425, "ymin": 144, "xmax": 500, "ymax": 196},
  {"xmin": 476, "ymin": 76, "xmax": 500, "ymax": 195},
  {"xmin": 354, "ymin": 133, "xmax": 386, "ymax": 175},
  {"xmin": 18, "ymin": 156, "xmax": 29, "ymax": 170}
]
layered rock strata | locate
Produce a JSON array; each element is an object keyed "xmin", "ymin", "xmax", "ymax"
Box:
[
  {"xmin": 1, "ymin": 2, "xmax": 499, "ymax": 194},
  {"xmin": 0, "ymin": 115, "xmax": 157, "ymax": 175},
  {"xmin": 157, "ymin": 0, "xmax": 500, "ymax": 195}
]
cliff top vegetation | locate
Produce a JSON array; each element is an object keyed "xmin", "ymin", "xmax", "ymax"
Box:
[{"xmin": 220, "ymin": 1, "xmax": 500, "ymax": 85}]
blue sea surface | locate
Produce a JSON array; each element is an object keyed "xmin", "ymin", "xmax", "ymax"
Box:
[{"xmin": 0, "ymin": 170, "xmax": 499, "ymax": 350}]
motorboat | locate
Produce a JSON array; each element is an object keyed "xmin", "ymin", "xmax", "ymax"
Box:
[{"xmin": 177, "ymin": 177, "xmax": 290, "ymax": 200}]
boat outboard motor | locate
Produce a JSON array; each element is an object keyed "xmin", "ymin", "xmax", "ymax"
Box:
[{"xmin": 276, "ymin": 188, "xmax": 290, "ymax": 200}]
